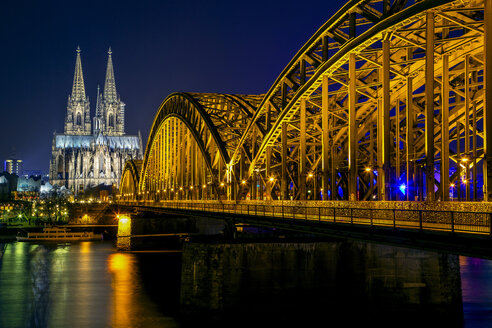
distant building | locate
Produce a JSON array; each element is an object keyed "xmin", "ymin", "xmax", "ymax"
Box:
[
  {"xmin": 0, "ymin": 172, "xmax": 18, "ymax": 200},
  {"xmin": 4, "ymin": 159, "xmax": 23, "ymax": 175},
  {"xmin": 0, "ymin": 175, "xmax": 9, "ymax": 200},
  {"xmin": 17, "ymin": 176, "xmax": 42, "ymax": 192},
  {"xmin": 49, "ymin": 47, "xmax": 143, "ymax": 195},
  {"xmin": 16, "ymin": 175, "xmax": 42, "ymax": 200}
]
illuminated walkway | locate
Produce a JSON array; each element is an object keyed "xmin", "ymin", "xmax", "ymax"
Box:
[{"xmin": 114, "ymin": 199, "xmax": 492, "ymax": 257}]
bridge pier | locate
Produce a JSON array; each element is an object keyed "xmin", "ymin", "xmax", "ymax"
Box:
[
  {"xmin": 116, "ymin": 213, "xmax": 229, "ymax": 251},
  {"xmin": 180, "ymin": 241, "xmax": 462, "ymax": 325},
  {"xmin": 116, "ymin": 215, "xmax": 133, "ymax": 251}
]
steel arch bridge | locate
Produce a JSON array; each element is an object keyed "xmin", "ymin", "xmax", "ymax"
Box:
[{"xmin": 120, "ymin": 0, "xmax": 492, "ymax": 203}]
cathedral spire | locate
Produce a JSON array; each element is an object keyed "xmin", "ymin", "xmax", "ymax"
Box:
[
  {"xmin": 103, "ymin": 47, "xmax": 117, "ymax": 103},
  {"xmin": 95, "ymin": 85, "xmax": 102, "ymax": 117},
  {"xmin": 65, "ymin": 46, "xmax": 91, "ymax": 135},
  {"xmin": 71, "ymin": 46, "xmax": 86, "ymax": 101},
  {"xmin": 93, "ymin": 85, "xmax": 104, "ymax": 135}
]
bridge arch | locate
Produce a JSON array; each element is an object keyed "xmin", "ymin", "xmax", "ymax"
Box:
[
  {"xmin": 139, "ymin": 92, "xmax": 263, "ymax": 200},
  {"xmin": 227, "ymin": 0, "xmax": 487, "ymax": 202},
  {"xmin": 119, "ymin": 160, "xmax": 142, "ymax": 200}
]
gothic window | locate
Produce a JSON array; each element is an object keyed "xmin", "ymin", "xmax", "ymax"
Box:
[
  {"xmin": 76, "ymin": 113, "xmax": 82, "ymax": 126},
  {"xmin": 108, "ymin": 114, "xmax": 114, "ymax": 128},
  {"xmin": 99, "ymin": 155, "xmax": 104, "ymax": 172},
  {"xmin": 57, "ymin": 155, "xmax": 64, "ymax": 179}
]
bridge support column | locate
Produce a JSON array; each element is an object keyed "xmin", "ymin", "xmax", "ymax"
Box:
[
  {"xmin": 266, "ymin": 104, "xmax": 273, "ymax": 200},
  {"xmin": 281, "ymin": 122, "xmax": 289, "ymax": 200},
  {"xmin": 485, "ymin": 0, "xmax": 492, "ymax": 201},
  {"xmin": 425, "ymin": 11, "xmax": 435, "ymax": 201},
  {"xmin": 266, "ymin": 146, "xmax": 272, "ymax": 200},
  {"xmin": 331, "ymin": 124, "xmax": 337, "ymax": 200},
  {"xmin": 441, "ymin": 54, "xmax": 450, "ymax": 201},
  {"xmin": 238, "ymin": 150, "xmax": 246, "ymax": 200},
  {"xmin": 473, "ymin": 102, "xmax": 478, "ymax": 200},
  {"xmin": 322, "ymin": 75, "xmax": 330, "ymax": 200},
  {"xmin": 252, "ymin": 170, "xmax": 257, "ymax": 200},
  {"xmin": 457, "ymin": 123, "xmax": 461, "ymax": 201},
  {"xmin": 465, "ymin": 55, "xmax": 471, "ymax": 201},
  {"xmin": 251, "ymin": 128, "xmax": 257, "ymax": 200},
  {"xmin": 227, "ymin": 166, "xmax": 235, "ymax": 201},
  {"xmin": 348, "ymin": 53, "xmax": 357, "ymax": 201},
  {"xmin": 299, "ymin": 98, "xmax": 307, "ymax": 200},
  {"xmin": 379, "ymin": 36, "xmax": 391, "ymax": 201}
]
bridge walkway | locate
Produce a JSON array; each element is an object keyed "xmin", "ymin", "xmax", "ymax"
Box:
[{"xmin": 118, "ymin": 201, "xmax": 492, "ymax": 236}]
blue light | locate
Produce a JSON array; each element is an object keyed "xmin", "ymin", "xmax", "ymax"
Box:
[{"xmin": 399, "ymin": 184, "xmax": 406, "ymax": 194}]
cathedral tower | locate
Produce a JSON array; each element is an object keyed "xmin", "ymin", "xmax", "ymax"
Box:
[
  {"xmin": 50, "ymin": 47, "xmax": 142, "ymax": 195},
  {"xmin": 102, "ymin": 48, "xmax": 125, "ymax": 136},
  {"xmin": 64, "ymin": 47, "xmax": 91, "ymax": 135}
]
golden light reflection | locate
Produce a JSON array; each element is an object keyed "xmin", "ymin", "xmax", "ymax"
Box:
[
  {"xmin": 80, "ymin": 242, "xmax": 91, "ymax": 254},
  {"xmin": 108, "ymin": 253, "xmax": 131, "ymax": 272},
  {"xmin": 108, "ymin": 253, "xmax": 133, "ymax": 327}
]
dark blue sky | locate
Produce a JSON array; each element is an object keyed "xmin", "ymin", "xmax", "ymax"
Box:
[{"xmin": 0, "ymin": 0, "xmax": 340, "ymax": 173}]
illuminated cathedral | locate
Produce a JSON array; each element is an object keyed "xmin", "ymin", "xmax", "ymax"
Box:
[{"xmin": 49, "ymin": 47, "xmax": 143, "ymax": 195}]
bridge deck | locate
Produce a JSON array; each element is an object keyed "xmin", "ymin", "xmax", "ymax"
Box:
[
  {"xmin": 117, "ymin": 200, "xmax": 492, "ymax": 258},
  {"xmin": 119, "ymin": 201, "xmax": 492, "ymax": 236}
]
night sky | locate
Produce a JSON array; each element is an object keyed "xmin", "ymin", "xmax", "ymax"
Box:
[{"xmin": 0, "ymin": 0, "xmax": 340, "ymax": 174}]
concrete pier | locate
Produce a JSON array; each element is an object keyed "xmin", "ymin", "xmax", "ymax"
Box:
[
  {"xmin": 116, "ymin": 214, "xmax": 227, "ymax": 251},
  {"xmin": 180, "ymin": 241, "xmax": 462, "ymax": 326}
]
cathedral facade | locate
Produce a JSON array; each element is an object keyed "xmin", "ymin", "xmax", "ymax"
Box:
[{"xmin": 49, "ymin": 47, "xmax": 143, "ymax": 195}]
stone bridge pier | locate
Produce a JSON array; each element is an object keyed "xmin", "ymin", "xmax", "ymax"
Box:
[{"xmin": 116, "ymin": 213, "xmax": 229, "ymax": 251}]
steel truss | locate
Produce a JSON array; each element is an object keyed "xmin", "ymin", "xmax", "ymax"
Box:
[{"xmin": 121, "ymin": 0, "xmax": 492, "ymax": 202}]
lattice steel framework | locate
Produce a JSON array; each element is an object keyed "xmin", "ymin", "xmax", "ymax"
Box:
[
  {"xmin": 120, "ymin": 160, "xmax": 142, "ymax": 200},
  {"xmin": 122, "ymin": 0, "xmax": 492, "ymax": 202}
]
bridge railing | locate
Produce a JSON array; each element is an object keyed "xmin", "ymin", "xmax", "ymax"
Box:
[{"xmin": 120, "ymin": 201, "xmax": 492, "ymax": 236}]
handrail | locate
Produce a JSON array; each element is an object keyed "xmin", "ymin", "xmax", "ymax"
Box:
[{"xmin": 118, "ymin": 200, "xmax": 492, "ymax": 236}]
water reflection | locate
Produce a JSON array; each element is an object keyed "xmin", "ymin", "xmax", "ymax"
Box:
[
  {"xmin": 2, "ymin": 240, "xmax": 492, "ymax": 327},
  {"xmin": 108, "ymin": 253, "xmax": 132, "ymax": 326},
  {"xmin": 0, "ymin": 242, "xmax": 178, "ymax": 328},
  {"xmin": 180, "ymin": 242, "xmax": 464, "ymax": 327},
  {"xmin": 461, "ymin": 256, "xmax": 492, "ymax": 327}
]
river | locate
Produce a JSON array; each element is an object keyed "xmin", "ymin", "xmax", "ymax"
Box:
[{"xmin": 0, "ymin": 240, "xmax": 491, "ymax": 327}]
